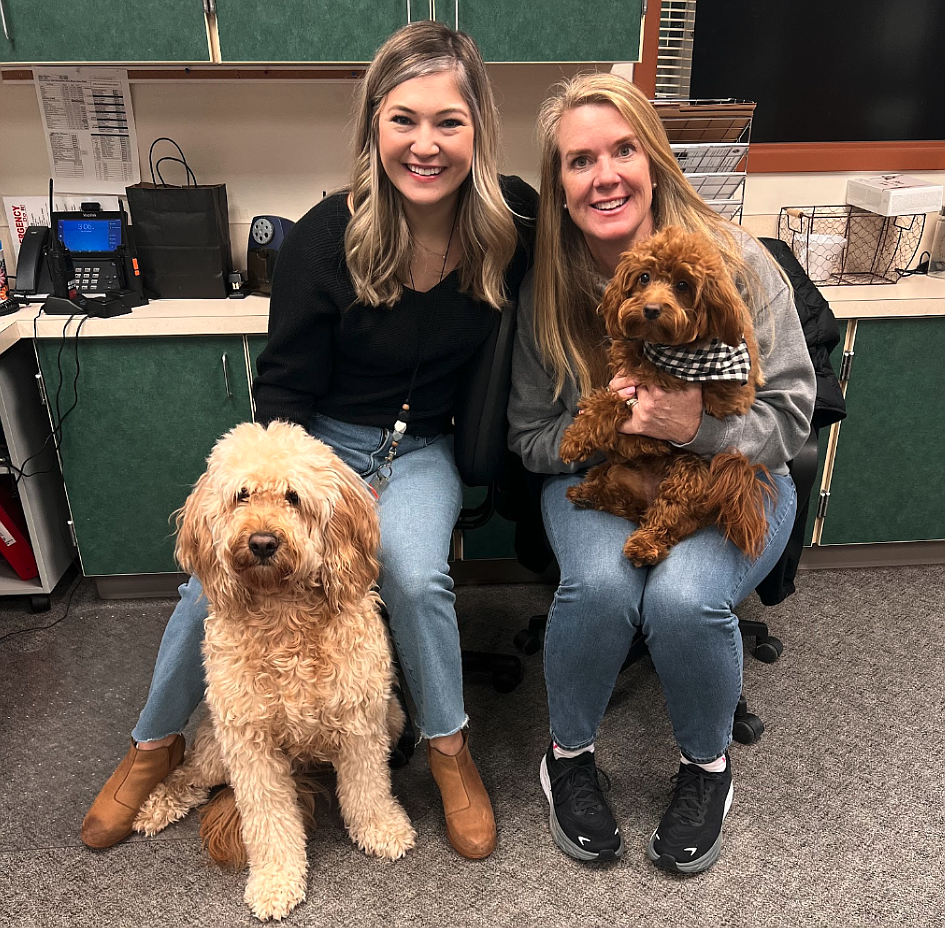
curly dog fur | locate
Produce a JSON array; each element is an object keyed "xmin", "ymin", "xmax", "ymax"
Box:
[
  {"xmin": 560, "ymin": 226, "xmax": 773, "ymax": 566},
  {"xmin": 133, "ymin": 421, "xmax": 415, "ymax": 921}
]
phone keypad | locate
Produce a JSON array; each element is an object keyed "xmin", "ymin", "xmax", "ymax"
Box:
[{"xmin": 74, "ymin": 263, "xmax": 120, "ymax": 293}]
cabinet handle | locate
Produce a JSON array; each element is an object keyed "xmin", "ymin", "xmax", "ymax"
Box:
[
  {"xmin": 1, "ymin": 0, "xmax": 11, "ymax": 44},
  {"xmin": 406, "ymin": 1, "xmax": 433, "ymax": 23},
  {"xmin": 35, "ymin": 372, "xmax": 48, "ymax": 408},
  {"xmin": 839, "ymin": 350, "xmax": 854, "ymax": 382},
  {"xmin": 406, "ymin": 0, "xmax": 456, "ymax": 28},
  {"xmin": 221, "ymin": 353, "xmax": 233, "ymax": 398},
  {"xmin": 430, "ymin": 1, "xmax": 459, "ymax": 28}
]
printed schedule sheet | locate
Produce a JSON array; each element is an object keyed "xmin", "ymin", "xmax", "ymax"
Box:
[{"xmin": 33, "ymin": 67, "xmax": 140, "ymax": 195}]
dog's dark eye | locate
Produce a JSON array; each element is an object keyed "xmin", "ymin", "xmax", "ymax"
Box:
[
  {"xmin": 638, "ymin": 272, "xmax": 650, "ymax": 285},
  {"xmin": 285, "ymin": 490, "xmax": 300, "ymax": 506},
  {"xmin": 675, "ymin": 279, "xmax": 690, "ymax": 292},
  {"xmin": 236, "ymin": 488, "xmax": 250, "ymax": 503}
]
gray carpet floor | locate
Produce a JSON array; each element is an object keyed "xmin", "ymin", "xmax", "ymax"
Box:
[{"xmin": 1, "ymin": 563, "xmax": 943, "ymax": 927}]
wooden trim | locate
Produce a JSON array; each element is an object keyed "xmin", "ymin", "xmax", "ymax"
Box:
[
  {"xmin": 748, "ymin": 141, "xmax": 945, "ymax": 174},
  {"xmin": 633, "ymin": 0, "xmax": 662, "ymax": 98}
]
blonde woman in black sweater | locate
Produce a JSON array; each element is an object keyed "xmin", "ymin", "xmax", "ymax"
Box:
[{"xmin": 83, "ymin": 21, "xmax": 536, "ymax": 862}]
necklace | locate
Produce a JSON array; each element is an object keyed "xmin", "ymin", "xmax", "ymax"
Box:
[
  {"xmin": 414, "ymin": 238, "xmax": 450, "ymax": 259},
  {"xmin": 373, "ymin": 216, "xmax": 458, "ymax": 495}
]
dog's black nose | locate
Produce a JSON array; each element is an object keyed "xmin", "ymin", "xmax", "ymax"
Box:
[
  {"xmin": 644, "ymin": 304, "xmax": 661, "ymax": 320},
  {"xmin": 248, "ymin": 532, "xmax": 280, "ymax": 560}
]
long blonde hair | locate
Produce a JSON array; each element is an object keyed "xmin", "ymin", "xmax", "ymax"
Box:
[
  {"xmin": 534, "ymin": 72, "xmax": 760, "ymax": 398},
  {"xmin": 346, "ymin": 21, "xmax": 516, "ymax": 309}
]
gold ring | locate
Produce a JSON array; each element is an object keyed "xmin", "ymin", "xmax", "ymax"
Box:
[{"xmin": 625, "ymin": 396, "xmax": 639, "ymax": 409}]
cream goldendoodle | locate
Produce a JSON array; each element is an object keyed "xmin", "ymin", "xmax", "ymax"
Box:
[{"xmin": 133, "ymin": 421, "xmax": 415, "ymax": 921}]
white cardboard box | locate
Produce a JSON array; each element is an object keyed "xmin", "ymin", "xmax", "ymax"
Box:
[{"xmin": 846, "ymin": 175, "xmax": 943, "ymax": 217}]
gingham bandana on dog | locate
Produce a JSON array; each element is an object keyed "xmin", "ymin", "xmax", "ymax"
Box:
[{"xmin": 642, "ymin": 338, "xmax": 752, "ymax": 384}]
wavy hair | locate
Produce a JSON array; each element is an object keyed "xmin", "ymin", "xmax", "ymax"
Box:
[
  {"xmin": 534, "ymin": 72, "xmax": 769, "ymax": 398},
  {"xmin": 345, "ymin": 21, "xmax": 516, "ymax": 309}
]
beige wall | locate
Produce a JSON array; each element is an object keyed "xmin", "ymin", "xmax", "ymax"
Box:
[
  {"xmin": 0, "ymin": 66, "xmax": 578, "ymax": 272},
  {"xmin": 1, "ymin": 69, "xmax": 942, "ymax": 273}
]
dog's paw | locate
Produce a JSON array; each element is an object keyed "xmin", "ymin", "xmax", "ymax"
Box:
[
  {"xmin": 244, "ymin": 866, "xmax": 307, "ymax": 922},
  {"xmin": 352, "ymin": 805, "xmax": 417, "ymax": 860},
  {"xmin": 622, "ymin": 534, "xmax": 669, "ymax": 567},
  {"xmin": 133, "ymin": 782, "xmax": 209, "ymax": 835},
  {"xmin": 565, "ymin": 483, "xmax": 602, "ymax": 511},
  {"xmin": 558, "ymin": 433, "xmax": 584, "ymax": 465}
]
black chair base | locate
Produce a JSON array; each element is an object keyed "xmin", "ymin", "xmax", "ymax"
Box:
[{"xmin": 461, "ymin": 649, "xmax": 524, "ymax": 693}]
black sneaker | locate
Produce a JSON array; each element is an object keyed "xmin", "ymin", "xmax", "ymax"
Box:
[
  {"xmin": 647, "ymin": 755, "xmax": 733, "ymax": 874},
  {"xmin": 540, "ymin": 745, "xmax": 624, "ymax": 861}
]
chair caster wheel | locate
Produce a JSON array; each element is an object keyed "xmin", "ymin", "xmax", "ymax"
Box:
[
  {"xmin": 753, "ymin": 636, "xmax": 783, "ymax": 663},
  {"xmin": 514, "ymin": 630, "xmax": 541, "ymax": 655},
  {"xmin": 492, "ymin": 671, "xmax": 522, "ymax": 693},
  {"xmin": 732, "ymin": 713, "xmax": 765, "ymax": 745},
  {"xmin": 30, "ymin": 595, "xmax": 51, "ymax": 613},
  {"xmin": 490, "ymin": 655, "xmax": 523, "ymax": 692}
]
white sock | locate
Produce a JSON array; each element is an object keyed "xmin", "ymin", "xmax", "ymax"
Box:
[
  {"xmin": 682, "ymin": 752, "xmax": 727, "ymax": 773},
  {"xmin": 553, "ymin": 742, "xmax": 595, "ymax": 760}
]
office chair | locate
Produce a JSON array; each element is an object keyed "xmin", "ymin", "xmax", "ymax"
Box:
[{"xmin": 449, "ymin": 261, "xmax": 529, "ymax": 695}]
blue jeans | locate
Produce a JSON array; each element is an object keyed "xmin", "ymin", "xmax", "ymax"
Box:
[
  {"xmin": 133, "ymin": 414, "xmax": 466, "ymax": 743},
  {"xmin": 540, "ymin": 471, "xmax": 797, "ymax": 763}
]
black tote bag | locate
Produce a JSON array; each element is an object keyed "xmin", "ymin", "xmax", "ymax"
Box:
[{"xmin": 126, "ymin": 139, "xmax": 233, "ymax": 299}]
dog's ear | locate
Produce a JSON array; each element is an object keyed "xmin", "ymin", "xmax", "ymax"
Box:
[
  {"xmin": 599, "ymin": 255, "xmax": 639, "ymax": 334},
  {"xmin": 175, "ymin": 469, "xmax": 216, "ymax": 581},
  {"xmin": 597, "ymin": 278, "xmax": 624, "ymax": 333},
  {"xmin": 321, "ymin": 471, "xmax": 381, "ymax": 614},
  {"xmin": 697, "ymin": 263, "xmax": 750, "ymax": 347}
]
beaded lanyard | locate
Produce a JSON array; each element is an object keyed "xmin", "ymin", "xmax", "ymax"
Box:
[{"xmin": 373, "ymin": 218, "xmax": 457, "ymax": 495}]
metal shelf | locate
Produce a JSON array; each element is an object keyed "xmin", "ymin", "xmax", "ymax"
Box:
[{"xmin": 655, "ymin": 99, "xmax": 754, "ymax": 224}]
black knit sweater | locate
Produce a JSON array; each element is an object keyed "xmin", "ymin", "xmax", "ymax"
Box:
[{"xmin": 253, "ymin": 175, "xmax": 537, "ymax": 436}]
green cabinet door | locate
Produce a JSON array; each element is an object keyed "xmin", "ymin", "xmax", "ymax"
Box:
[
  {"xmin": 36, "ymin": 336, "xmax": 253, "ymax": 575},
  {"xmin": 459, "ymin": 0, "xmax": 643, "ymax": 62},
  {"xmin": 215, "ymin": 0, "xmax": 404, "ymax": 62},
  {"xmin": 0, "ymin": 1, "xmax": 210, "ymax": 63},
  {"xmin": 819, "ymin": 318, "xmax": 945, "ymax": 545},
  {"xmin": 214, "ymin": 0, "xmax": 643, "ymax": 63}
]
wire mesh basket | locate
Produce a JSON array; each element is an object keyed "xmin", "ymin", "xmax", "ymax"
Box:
[{"xmin": 778, "ymin": 205, "xmax": 926, "ymax": 285}]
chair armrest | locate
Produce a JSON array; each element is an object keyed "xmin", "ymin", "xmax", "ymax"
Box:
[
  {"xmin": 453, "ymin": 302, "xmax": 518, "ymax": 487},
  {"xmin": 788, "ymin": 427, "xmax": 819, "ymax": 510}
]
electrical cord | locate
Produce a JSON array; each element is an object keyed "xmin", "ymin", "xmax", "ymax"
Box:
[
  {"xmin": 0, "ymin": 571, "xmax": 82, "ymax": 645},
  {"xmin": 7, "ymin": 312, "xmax": 88, "ymax": 487},
  {"xmin": 896, "ymin": 250, "xmax": 931, "ymax": 278}
]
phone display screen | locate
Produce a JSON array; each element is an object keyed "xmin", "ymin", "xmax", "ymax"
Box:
[{"xmin": 57, "ymin": 219, "xmax": 122, "ymax": 253}]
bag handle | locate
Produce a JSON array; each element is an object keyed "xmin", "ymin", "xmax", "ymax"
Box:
[
  {"xmin": 148, "ymin": 138, "xmax": 198, "ymax": 187},
  {"xmin": 154, "ymin": 156, "xmax": 198, "ymax": 187}
]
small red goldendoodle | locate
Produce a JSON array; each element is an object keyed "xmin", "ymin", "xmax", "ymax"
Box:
[{"xmin": 559, "ymin": 226, "xmax": 773, "ymax": 566}]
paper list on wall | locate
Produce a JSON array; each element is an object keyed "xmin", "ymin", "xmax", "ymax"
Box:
[{"xmin": 33, "ymin": 67, "xmax": 140, "ymax": 196}]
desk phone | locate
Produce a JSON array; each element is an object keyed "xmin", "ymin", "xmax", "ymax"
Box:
[{"xmin": 53, "ymin": 211, "xmax": 125, "ymax": 293}]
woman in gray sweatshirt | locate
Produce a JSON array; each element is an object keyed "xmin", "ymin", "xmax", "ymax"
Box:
[{"xmin": 508, "ymin": 74, "xmax": 815, "ymax": 875}]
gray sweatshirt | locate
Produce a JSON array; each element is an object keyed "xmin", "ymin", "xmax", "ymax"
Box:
[{"xmin": 508, "ymin": 233, "xmax": 817, "ymax": 477}]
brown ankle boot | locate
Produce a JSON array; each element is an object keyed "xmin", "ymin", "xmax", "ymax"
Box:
[
  {"xmin": 81, "ymin": 735, "xmax": 185, "ymax": 849},
  {"xmin": 427, "ymin": 732, "xmax": 496, "ymax": 860}
]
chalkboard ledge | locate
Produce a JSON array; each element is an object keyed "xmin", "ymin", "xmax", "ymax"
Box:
[{"xmin": 749, "ymin": 141, "xmax": 945, "ymax": 174}]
